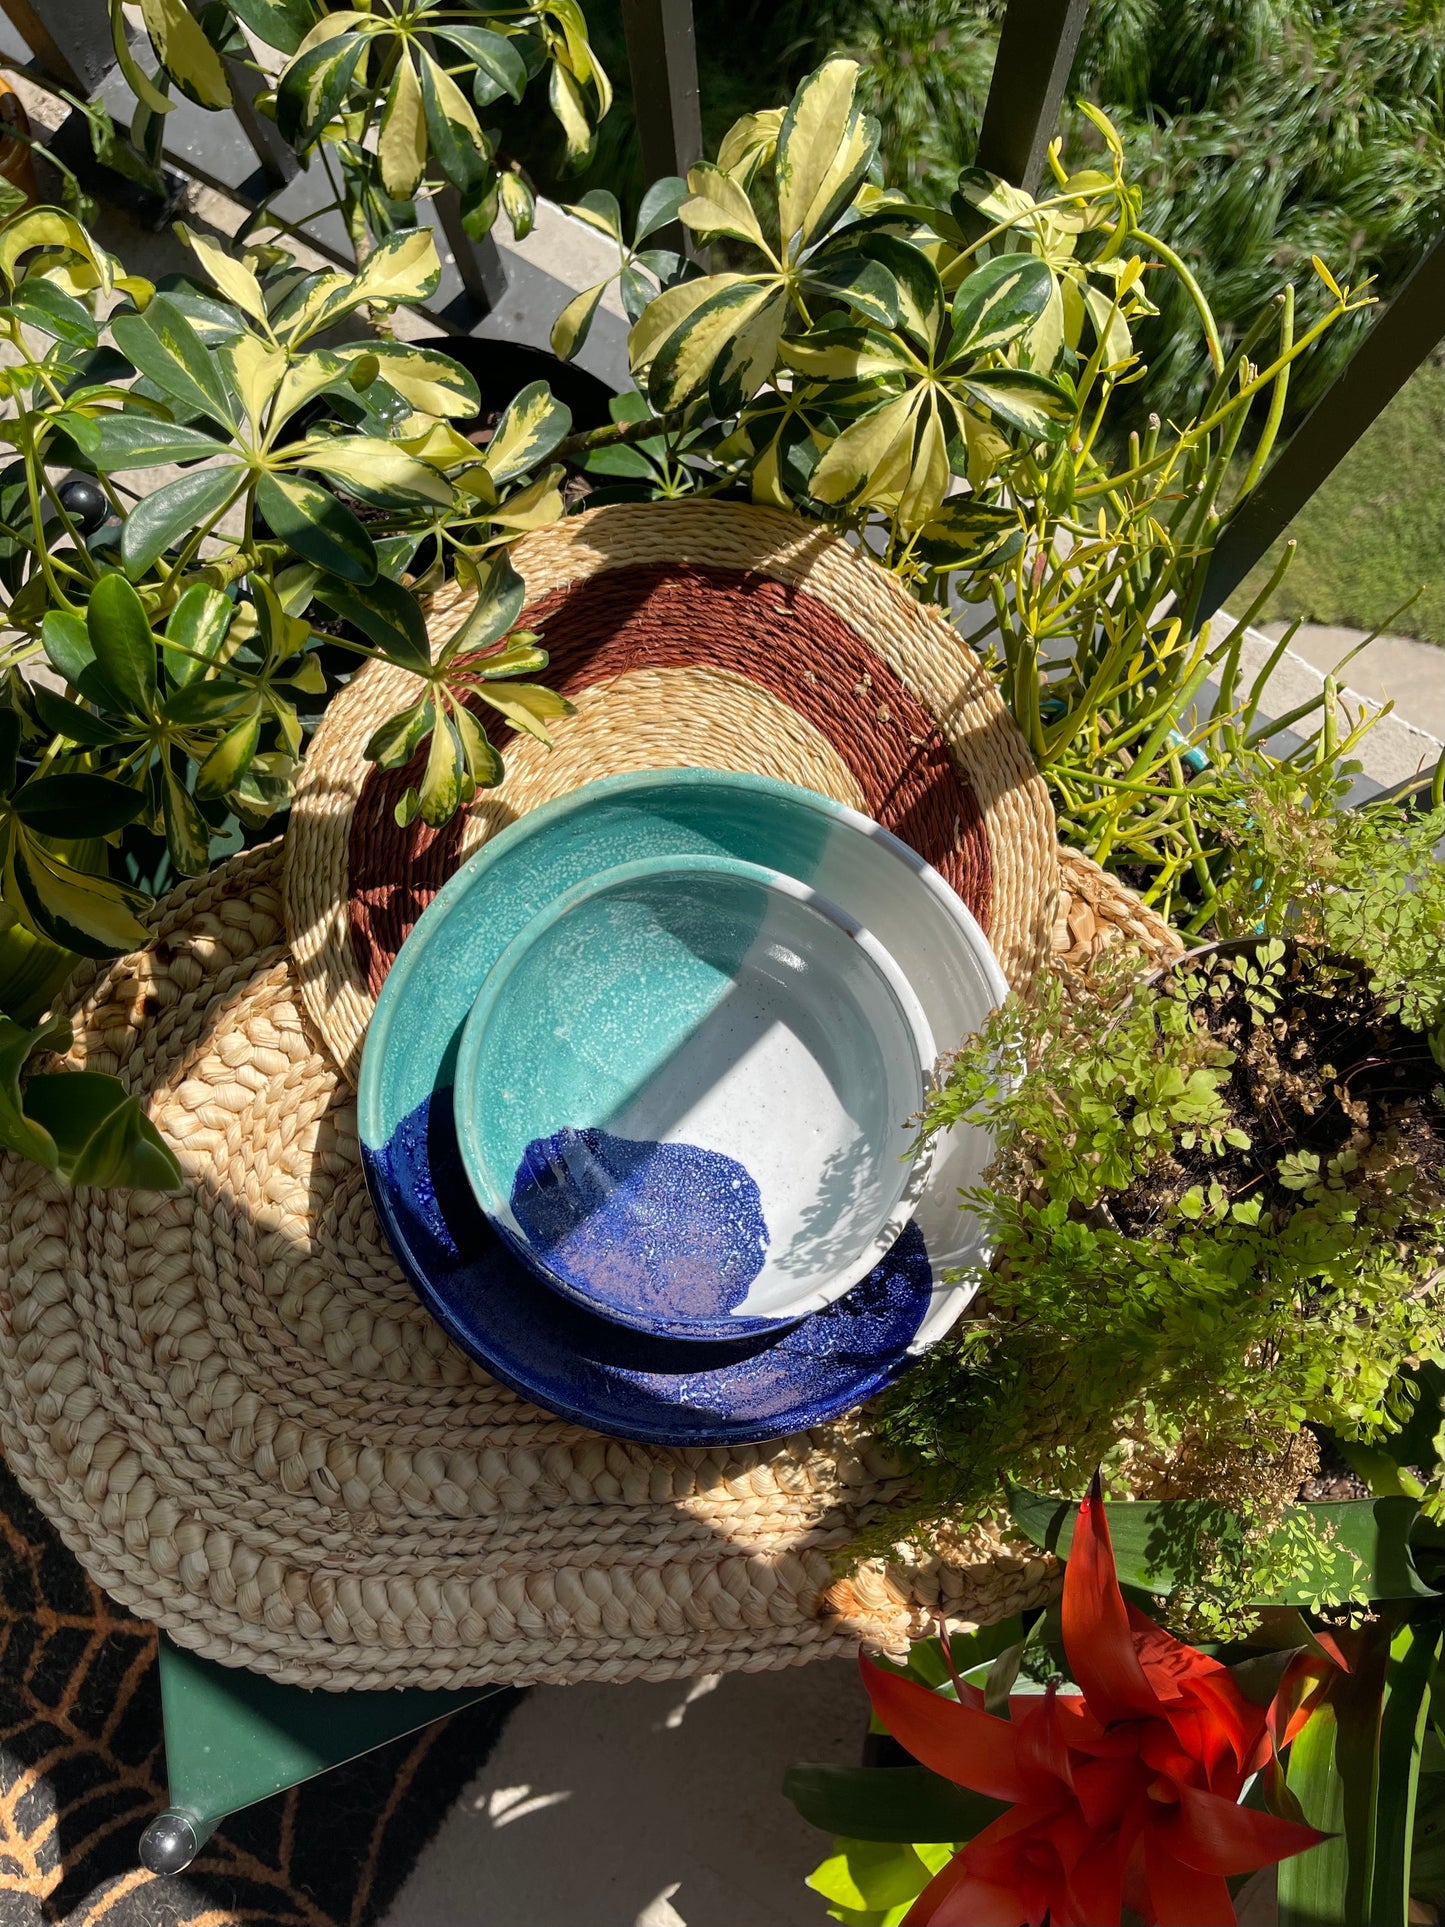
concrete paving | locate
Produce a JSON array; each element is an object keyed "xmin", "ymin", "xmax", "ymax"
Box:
[
  {"xmin": 376, "ymin": 1662, "xmax": 863, "ymax": 1927},
  {"xmin": 1259, "ymin": 621, "xmax": 1444, "ymax": 742}
]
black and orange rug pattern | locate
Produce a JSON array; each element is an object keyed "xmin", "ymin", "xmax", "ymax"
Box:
[{"xmin": 0, "ymin": 1461, "xmax": 519, "ymax": 1925}]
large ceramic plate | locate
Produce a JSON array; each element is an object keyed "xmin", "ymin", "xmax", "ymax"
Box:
[{"xmin": 359, "ymin": 769, "xmax": 1008, "ymax": 1444}]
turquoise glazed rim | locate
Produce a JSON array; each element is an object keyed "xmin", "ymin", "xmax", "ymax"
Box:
[
  {"xmin": 358, "ymin": 767, "xmax": 1007, "ymax": 1444},
  {"xmin": 452, "ymin": 852, "xmax": 937, "ymax": 1342}
]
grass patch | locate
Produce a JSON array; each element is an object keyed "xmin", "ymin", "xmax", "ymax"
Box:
[{"xmin": 1236, "ymin": 356, "xmax": 1444, "ymax": 646}]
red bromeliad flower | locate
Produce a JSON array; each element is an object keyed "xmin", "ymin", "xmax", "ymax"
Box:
[{"xmin": 862, "ymin": 1480, "xmax": 1333, "ymax": 1927}]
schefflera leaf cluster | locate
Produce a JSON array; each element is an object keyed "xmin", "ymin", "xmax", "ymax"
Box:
[
  {"xmin": 579, "ymin": 59, "xmax": 1155, "ymax": 556},
  {"xmin": 0, "ymin": 205, "xmax": 574, "ymax": 961},
  {"xmin": 121, "ymin": 0, "xmax": 610, "ymax": 258}
]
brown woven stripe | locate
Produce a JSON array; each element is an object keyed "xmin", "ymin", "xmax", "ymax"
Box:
[{"xmin": 349, "ymin": 563, "xmax": 991, "ymax": 998}]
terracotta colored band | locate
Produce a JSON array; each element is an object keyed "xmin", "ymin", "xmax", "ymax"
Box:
[{"xmin": 348, "ymin": 563, "xmax": 992, "ymax": 997}]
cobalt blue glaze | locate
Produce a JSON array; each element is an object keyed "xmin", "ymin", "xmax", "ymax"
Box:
[
  {"xmin": 511, "ymin": 1127, "xmax": 770, "ymax": 1325},
  {"xmin": 362, "ymin": 1089, "xmax": 934, "ymax": 1446}
]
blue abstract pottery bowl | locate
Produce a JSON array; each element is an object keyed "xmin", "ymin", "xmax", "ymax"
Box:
[
  {"xmin": 452, "ymin": 853, "xmax": 936, "ymax": 1341},
  {"xmin": 359, "ymin": 768, "xmax": 1008, "ymax": 1444}
]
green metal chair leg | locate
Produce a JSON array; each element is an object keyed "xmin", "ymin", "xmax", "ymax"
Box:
[{"xmin": 140, "ymin": 1634, "xmax": 501, "ymax": 1873}]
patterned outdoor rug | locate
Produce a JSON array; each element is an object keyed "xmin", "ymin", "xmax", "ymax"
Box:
[{"xmin": 0, "ymin": 1459, "xmax": 521, "ymax": 1926}]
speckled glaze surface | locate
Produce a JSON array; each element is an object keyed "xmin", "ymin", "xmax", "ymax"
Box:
[
  {"xmin": 453, "ymin": 854, "xmax": 936, "ymax": 1340},
  {"xmin": 359, "ymin": 768, "xmax": 1008, "ymax": 1444}
]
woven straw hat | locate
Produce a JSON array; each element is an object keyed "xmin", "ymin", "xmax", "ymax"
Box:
[
  {"xmin": 0, "ymin": 846, "xmax": 1061, "ymax": 1688},
  {"xmin": 285, "ymin": 501, "xmax": 1059, "ymax": 1084},
  {"xmin": 0, "ymin": 500, "xmax": 1178, "ymax": 1691}
]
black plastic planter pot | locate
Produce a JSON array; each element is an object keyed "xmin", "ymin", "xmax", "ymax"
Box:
[{"xmin": 408, "ymin": 333, "xmax": 618, "ymax": 439}]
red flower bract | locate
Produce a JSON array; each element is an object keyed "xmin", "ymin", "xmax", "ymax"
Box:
[{"xmin": 861, "ymin": 1478, "xmax": 1330, "ymax": 1927}]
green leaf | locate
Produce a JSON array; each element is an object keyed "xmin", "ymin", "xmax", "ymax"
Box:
[
  {"xmin": 86, "ymin": 572, "xmax": 157, "ymax": 717},
  {"xmin": 679, "ymin": 162, "xmax": 769, "ymax": 251},
  {"xmin": 378, "ymin": 51, "xmax": 427, "ymax": 202},
  {"xmin": 160, "ymin": 760, "xmax": 211, "ymax": 875},
  {"xmin": 0, "ymin": 706, "xmax": 16, "ymax": 792},
  {"xmin": 289, "ymin": 435, "xmax": 452, "ymax": 507},
  {"xmin": 959, "ymin": 368, "xmax": 1072, "ymax": 442},
  {"xmin": 11, "ymin": 774, "xmax": 145, "ymax": 839},
  {"xmin": 783, "ymin": 1764, "xmax": 1005, "ymax": 1844},
  {"xmin": 86, "ymin": 414, "xmax": 230, "ymax": 471},
  {"xmin": 499, "ymin": 169, "xmax": 534, "ymax": 241},
  {"xmin": 807, "ymin": 1840, "xmax": 946, "ymax": 1918},
  {"xmin": 139, "ymin": 0, "xmax": 231, "ymax": 108},
  {"xmin": 163, "ymin": 583, "xmax": 234, "ymax": 687},
  {"xmin": 549, "ymin": 61, "xmax": 596, "ymax": 166},
  {"xmin": 40, "ymin": 612, "xmax": 96, "ymax": 688},
  {"xmin": 854, "ymin": 234, "xmax": 943, "ymax": 348},
  {"xmin": 710, "ymin": 288, "xmax": 789, "ymax": 416},
  {"xmin": 783, "ymin": 323, "xmax": 913, "ymax": 382},
  {"xmin": 8, "ymin": 280, "xmax": 97, "ymax": 348},
  {"xmin": 1009, "ymin": 1492, "xmax": 1437, "ymax": 1603},
  {"xmin": 1372, "ymin": 1624, "xmax": 1441, "ymax": 1924},
  {"xmin": 809, "ymin": 389, "xmax": 920, "ymax": 506},
  {"xmin": 445, "ymin": 553, "xmax": 525, "ymax": 657},
  {"xmin": 477, "ymin": 680, "xmax": 571, "ymax": 745},
  {"xmin": 161, "ymin": 678, "xmax": 256, "ymax": 727},
  {"xmin": 946, "ymin": 252, "xmax": 1055, "ymax": 362},
  {"xmin": 649, "ymin": 279, "xmax": 782, "ymax": 411},
  {"xmin": 345, "ymin": 227, "xmax": 441, "ymax": 311},
  {"xmin": 775, "ymin": 58, "xmax": 875, "ymax": 253},
  {"xmin": 550, "ymin": 280, "xmax": 606, "ymax": 362},
  {"xmin": 802, "ymin": 249, "xmax": 901, "ymax": 328},
  {"xmin": 0, "ymin": 1010, "xmax": 71, "ymax": 1170},
  {"xmin": 419, "ymin": 48, "xmax": 488, "ymax": 195},
  {"xmin": 111, "ymin": 296, "xmax": 234, "ymax": 427},
  {"xmin": 628, "ymin": 271, "xmax": 740, "ymax": 376},
  {"xmin": 225, "ymin": 0, "xmax": 315, "ymax": 56},
  {"xmin": 416, "ymin": 707, "xmax": 462, "ymax": 826},
  {"xmin": 23, "ymin": 1068, "xmax": 180, "ymax": 1188},
  {"xmin": 635, "ymin": 176, "xmax": 688, "ymax": 244},
  {"xmin": 177, "ymin": 225, "xmax": 269, "ymax": 326},
  {"xmin": 8, "ymin": 834, "xmax": 151, "ymax": 957},
  {"xmin": 313, "ymin": 575, "xmax": 430, "ymax": 672},
  {"xmin": 121, "ymin": 463, "xmax": 242, "ymax": 575},
  {"xmin": 194, "ymin": 710, "xmax": 262, "ymax": 800},
  {"xmin": 30, "ymin": 685, "xmax": 125, "ymax": 748},
  {"xmin": 361, "ymin": 342, "xmax": 479, "ymax": 419},
  {"xmin": 255, "ymin": 472, "xmax": 377, "ymax": 584},
  {"xmin": 484, "ymin": 381, "xmax": 572, "ymax": 484},
  {"xmin": 434, "ymin": 24, "xmax": 526, "ymax": 105},
  {"xmin": 449, "ymin": 699, "xmax": 503, "ymax": 789},
  {"xmin": 274, "ymin": 31, "xmax": 368, "ymax": 149},
  {"xmin": 1278, "ymin": 1699, "xmax": 1353, "ymax": 1926},
  {"xmin": 364, "ymin": 695, "xmax": 433, "ymax": 769}
]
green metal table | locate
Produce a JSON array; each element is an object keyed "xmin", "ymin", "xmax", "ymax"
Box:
[{"xmin": 139, "ymin": 1636, "xmax": 501, "ymax": 1874}]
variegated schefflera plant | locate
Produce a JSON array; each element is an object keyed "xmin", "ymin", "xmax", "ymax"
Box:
[
  {"xmin": 112, "ymin": 0, "xmax": 610, "ymax": 263},
  {"xmin": 555, "ymin": 59, "xmax": 1373, "ymax": 922},
  {"xmin": 0, "ymin": 206, "xmax": 573, "ymax": 1183}
]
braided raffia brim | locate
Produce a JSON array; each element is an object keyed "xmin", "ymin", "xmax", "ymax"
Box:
[
  {"xmin": 0, "ymin": 846, "xmax": 1059, "ymax": 1690},
  {"xmin": 1053, "ymin": 846, "xmax": 1183, "ymax": 973},
  {"xmin": 286, "ymin": 501, "xmax": 1058, "ymax": 1085}
]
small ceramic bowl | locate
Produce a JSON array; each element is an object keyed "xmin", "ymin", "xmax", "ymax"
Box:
[{"xmin": 452, "ymin": 854, "xmax": 936, "ymax": 1340}]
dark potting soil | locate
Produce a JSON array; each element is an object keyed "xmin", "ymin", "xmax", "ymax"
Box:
[{"xmin": 1109, "ymin": 947, "xmax": 1445, "ymax": 1236}]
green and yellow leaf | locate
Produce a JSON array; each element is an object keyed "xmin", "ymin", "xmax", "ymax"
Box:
[
  {"xmin": 628, "ymin": 271, "xmax": 742, "ymax": 374},
  {"xmin": 378, "ymin": 51, "xmax": 427, "ymax": 202},
  {"xmin": 484, "ymin": 381, "xmax": 572, "ymax": 484},
  {"xmin": 140, "ymin": 0, "xmax": 231, "ymax": 109},
  {"xmin": 176, "ymin": 224, "xmax": 268, "ymax": 324},
  {"xmin": 775, "ymin": 59, "xmax": 870, "ymax": 253},
  {"xmin": 679, "ymin": 163, "xmax": 770, "ymax": 253}
]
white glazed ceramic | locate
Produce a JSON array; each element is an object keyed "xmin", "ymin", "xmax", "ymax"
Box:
[{"xmin": 452, "ymin": 853, "xmax": 937, "ymax": 1340}]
